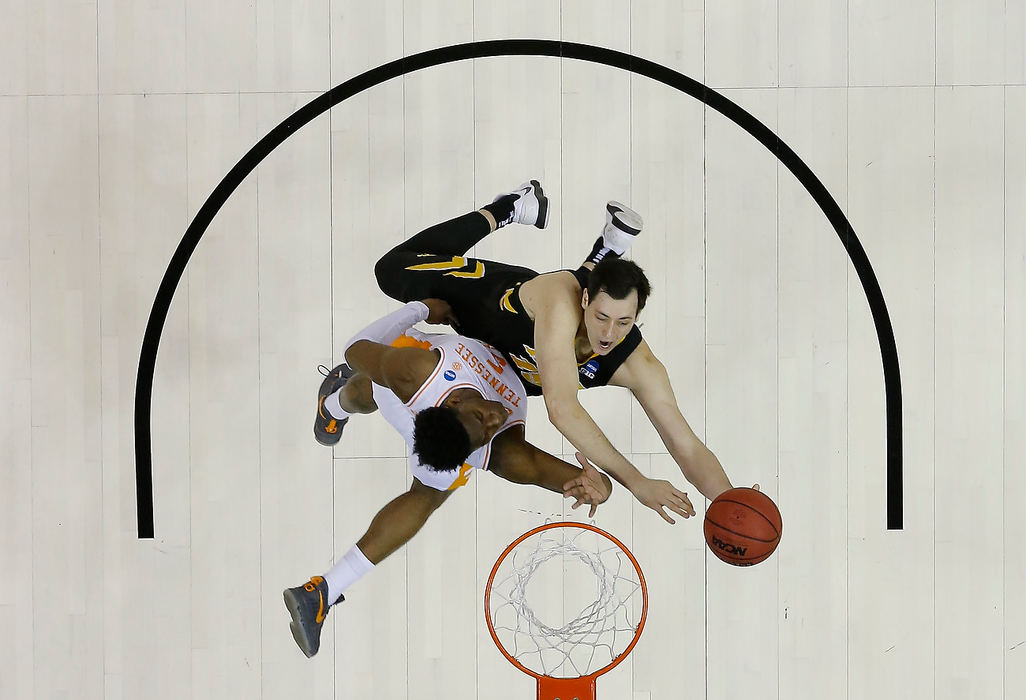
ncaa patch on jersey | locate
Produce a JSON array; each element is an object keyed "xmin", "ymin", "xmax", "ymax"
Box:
[
  {"xmin": 580, "ymin": 359, "xmax": 599, "ymax": 380},
  {"xmin": 443, "ymin": 369, "xmax": 457, "ymax": 381}
]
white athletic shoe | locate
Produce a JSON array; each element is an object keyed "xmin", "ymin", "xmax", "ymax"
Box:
[
  {"xmin": 493, "ymin": 180, "xmax": 549, "ymax": 229},
  {"xmin": 601, "ymin": 201, "xmax": 643, "ymax": 256}
]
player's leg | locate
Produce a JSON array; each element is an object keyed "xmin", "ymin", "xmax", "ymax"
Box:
[
  {"xmin": 374, "ymin": 180, "xmax": 547, "ymax": 302},
  {"xmin": 283, "ymin": 479, "xmax": 451, "ymax": 657},
  {"xmin": 314, "ymin": 363, "xmax": 378, "ymax": 447},
  {"xmin": 338, "ymin": 372, "xmax": 375, "ymax": 413},
  {"xmin": 373, "ymin": 240, "xmax": 542, "ymax": 351},
  {"xmin": 353, "ymin": 478, "xmax": 451, "ymax": 563}
]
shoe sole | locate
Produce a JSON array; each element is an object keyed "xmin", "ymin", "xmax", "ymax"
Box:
[
  {"xmin": 530, "ymin": 180, "xmax": 549, "ymax": 229},
  {"xmin": 314, "ymin": 408, "xmax": 344, "ymax": 446},
  {"xmin": 283, "ymin": 588, "xmax": 317, "ymax": 658},
  {"xmin": 314, "ymin": 395, "xmax": 345, "ymax": 446},
  {"xmin": 314, "ymin": 428, "xmax": 343, "ymax": 447}
]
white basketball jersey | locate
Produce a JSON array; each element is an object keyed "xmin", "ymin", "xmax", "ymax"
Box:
[{"xmin": 372, "ymin": 330, "xmax": 528, "ymax": 491}]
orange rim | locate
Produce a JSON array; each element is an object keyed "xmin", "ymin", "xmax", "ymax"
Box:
[{"xmin": 483, "ymin": 521, "xmax": 648, "ymax": 681}]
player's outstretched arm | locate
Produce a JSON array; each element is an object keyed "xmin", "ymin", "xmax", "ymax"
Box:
[
  {"xmin": 489, "ymin": 427, "xmax": 612, "ymax": 517},
  {"xmin": 530, "ymin": 289, "xmax": 693, "ymax": 524},
  {"xmin": 610, "ymin": 340, "xmax": 734, "ymax": 501},
  {"xmin": 531, "ymin": 293, "xmax": 639, "ymax": 481}
]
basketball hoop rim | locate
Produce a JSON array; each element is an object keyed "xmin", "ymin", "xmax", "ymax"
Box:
[{"xmin": 483, "ymin": 521, "xmax": 649, "ymax": 681}]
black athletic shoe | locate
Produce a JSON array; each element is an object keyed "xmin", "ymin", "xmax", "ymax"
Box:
[
  {"xmin": 283, "ymin": 575, "xmax": 341, "ymax": 658},
  {"xmin": 314, "ymin": 363, "xmax": 354, "ymax": 446}
]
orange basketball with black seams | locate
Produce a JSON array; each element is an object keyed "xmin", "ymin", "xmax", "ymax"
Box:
[{"xmin": 704, "ymin": 487, "xmax": 782, "ymax": 566}]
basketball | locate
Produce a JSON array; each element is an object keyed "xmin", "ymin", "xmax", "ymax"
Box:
[{"xmin": 704, "ymin": 487, "xmax": 782, "ymax": 566}]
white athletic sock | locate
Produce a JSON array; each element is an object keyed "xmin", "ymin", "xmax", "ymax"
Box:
[
  {"xmin": 323, "ymin": 388, "xmax": 351, "ymax": 421},
  {"xmin": 324, "ymin": 544, "xmax": 375, "ymax": 604}
]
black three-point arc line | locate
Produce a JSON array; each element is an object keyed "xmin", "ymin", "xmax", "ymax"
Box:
[{"xmin": 134, "ymin": 39, "xmax": 903, "ymax": 538}]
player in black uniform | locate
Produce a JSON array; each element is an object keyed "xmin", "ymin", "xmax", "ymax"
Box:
[
  {"xmin": 373, "ymin": 184, "xmax": 642, "ymax": 395},
  {"xmin": 363, "ymin": 181, "xmax": 743, "ymax": 524}
]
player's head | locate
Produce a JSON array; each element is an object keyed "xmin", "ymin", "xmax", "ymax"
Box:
[
  {"xmin": 413, "ymin": 406, "xmax": 474, "ymax": 471},
  {"xmin": 413, "ymin": 392, "xmax": 509, "ymax": 471},
  {"xmin": 581, "ymin": 258, "xmax": 652, "ymax": 355}
]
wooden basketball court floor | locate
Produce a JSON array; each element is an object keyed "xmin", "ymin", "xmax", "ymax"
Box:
[{"xmin": 1, "ymin": 1, "xmax": 1024, "ymax": 698}]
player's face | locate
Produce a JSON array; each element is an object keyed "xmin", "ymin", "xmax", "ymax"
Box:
[
  {"xmin": 582, "ymin": 289, "xmax": 639, "ymax": 355},
  {"xmin": 452, "ymin": 396, "xmax": 509, "ymax": 449}
]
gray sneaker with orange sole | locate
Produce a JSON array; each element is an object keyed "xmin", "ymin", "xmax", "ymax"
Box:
[
  {"xmin": 314, "ymin": 363, "xmax": 354, "ymax": 446},
  {"xmin": 283, "ymin": 575, "xmax": 342, "ymax": 658}
]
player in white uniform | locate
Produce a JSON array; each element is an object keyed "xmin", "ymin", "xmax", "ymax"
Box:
[
  {"xmin": 372, "ymin": 326, "xmax": 529, "ymax": 490},
  {"xmin": 283, "ymin": 299, "xmax": 613, "ymax": 658}
]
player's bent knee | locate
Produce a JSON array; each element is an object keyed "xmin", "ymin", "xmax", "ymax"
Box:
[{"xmin": 374, "ymin": 251, "xmax": 406, "ymax": 298}]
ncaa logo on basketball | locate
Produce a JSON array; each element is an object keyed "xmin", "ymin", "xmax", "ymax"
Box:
[
  {"xmin": 710, "ymin": 535, "xmax": 748, "ymax": 557},
  {"xmin": 443, "ymin": 369, "xmax": 456, "ymax": 381},
  {"xmin": 580, "ymin": 359, "xmax": 599, "ymax": 380}
]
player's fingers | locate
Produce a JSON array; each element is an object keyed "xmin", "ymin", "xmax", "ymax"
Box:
[
  {"xmin": 652, "ymin": 504, "xmax": 675, "ymax": 525},
  {"xmin": 680, "ymin": 496, "xmax": 696, "ymax": 516},
  {"xmin": 562, "ymin": 477, "xmax": 583, "ymax": 492},
  {"xmin": 588, "ymin": 503, "xmax": 598, "ymax": 518},
  {"xmin": 565, "ymin": 488, "xmax": 592, "ymax": 505},
  {"xmin": 753, "ymin": 483, "xmax": 761, "ymax": 491},
  {"xmin": 673, "ymin": 489, "xmax": 696, "ymax": 515},
  {"xmin": 666, "ymin": 501, "xmax": 692, "ymax": 519}
]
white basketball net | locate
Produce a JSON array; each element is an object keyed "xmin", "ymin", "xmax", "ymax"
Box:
[{"xmin": 487, "ymin": 524, "xmax": 645, "ymax": 678}]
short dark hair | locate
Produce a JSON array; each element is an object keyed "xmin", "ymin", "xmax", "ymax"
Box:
[
  {"xmin": 586, "ymin": 258, "xmax": 652, "ymax": 312},
  {"xmin": 412, "ymin": 406, "xmax": 473, "ymax": 471}
]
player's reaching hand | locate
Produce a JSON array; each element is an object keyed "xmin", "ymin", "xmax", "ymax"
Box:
[
  {"xmin": 632, "ymin": 477, "xmax": 695, "ymax": 524},
  {"xmin": 562, "ymin": 452, "xmax": 613, "ymax": 518},
  {"xmin": 420, "ymin": 298, "xmax": 459, "ymax": 326}
]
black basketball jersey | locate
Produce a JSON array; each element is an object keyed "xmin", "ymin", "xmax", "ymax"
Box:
[{"xmin": 479, "ymin": 266, "xmax": 644, "ymax": 397}]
